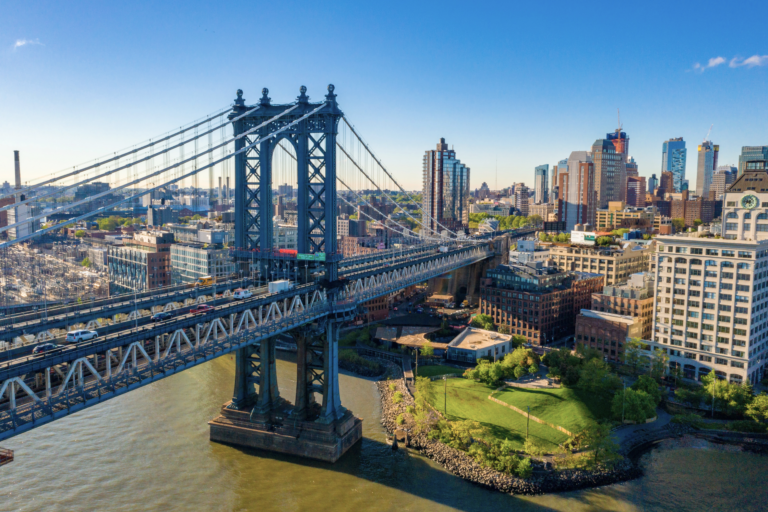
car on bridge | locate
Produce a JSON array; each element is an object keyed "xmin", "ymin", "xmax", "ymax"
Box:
[
  {"xmin": 233, "ymin": 288, "xmax": 252, "ymax": 300},
  {"xmin": 32, "ymin": 343, "xmax": 58, "ymax": 354},
  {"xmin": 65, "ymin": 329, "xmax": 98, "ymax": 343},
  {"xmin": 190, "ymin": 304, "xmax": 214, "ymax": 315},
  {"xmin": 151, "ymin": 311, "xmax": 174, "ymax": 322}
]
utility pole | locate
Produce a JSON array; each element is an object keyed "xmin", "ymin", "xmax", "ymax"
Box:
[{"xmin": 526, "ymin": 405, "xmax": 530, "ymax": 439}]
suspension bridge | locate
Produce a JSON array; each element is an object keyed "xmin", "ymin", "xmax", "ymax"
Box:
[{"xmin": 0, "ymin": 85, "xmax": 529, "ymax": 462}]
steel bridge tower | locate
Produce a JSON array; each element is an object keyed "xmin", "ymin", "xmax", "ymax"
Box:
[{"xmin": 211, "ymin": 86, "xmax": 361, "ymax": 462}]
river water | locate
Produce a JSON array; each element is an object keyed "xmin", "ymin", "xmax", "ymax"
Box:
[{"xmin": 2, "ymin": 356, "xmax": 766, "ymax": 512}]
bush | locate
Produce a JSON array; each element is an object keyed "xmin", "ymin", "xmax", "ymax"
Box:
[
  {"xmin": 392, "ymin": 391, "xmax": 404, "ymax": 404},
  {"xmin": 516, "ymin": 458, "xmax": 533, "ymax": 478},
  {"xmin": 523, "ymin": 438, "xmax": 546, "ymax": 457},
  {"xmin": 513, "ymin": 366, "xmax": 527, "ymax": 379},
  {"xmin": 388, "ymin": 383, "xmax": 396, "ymax": 392},
  {"xmin": 671, "ymin": 413, "xmax": 704, "ymax": 428},
  {"xmin": 632, "ymin": 375, "xmax": 663, "ymax": 406},
  {"xmin": 612, "ymin": 388, "xmax": 656, "ymax": 423},
  {"xmin": 339, "ymin": 349, "xmax": 383, "ymax": 375},
  {"xmin": 726, "ymin": 420, "xmax": 768, "ymax": 433},
  {"xmin": 406, "ymin": 405, "xmax": 415, "ymax": 414},
  {"xmin": 396, "ymin": 414, "xmax": 405, "ymax": 425}
]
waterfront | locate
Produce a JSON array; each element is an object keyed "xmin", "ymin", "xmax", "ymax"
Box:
[{"xmin": 1, "ymin": 356, "xmax": 766, "ymax": 512}]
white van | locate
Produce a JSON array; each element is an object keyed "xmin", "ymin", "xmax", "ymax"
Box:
[
  {"xmin": 65, "ymin": 329, "xmax": 98, "ymax": 343},
  {"xmin": 233, "ymin": 288, "xmax": 253, "ymax": 300}
]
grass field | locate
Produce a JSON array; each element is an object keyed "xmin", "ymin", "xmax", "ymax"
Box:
[
  {"xmin": 416, "ymin": 365, "xmax": 465, "ymax": 378},
  {"xmin": 427, "ymin": 378, "xmax": 570, "ymax": 450},
  {"xmin": 493, "ymin": 385, "xmax": 612, "ymax": 434}
]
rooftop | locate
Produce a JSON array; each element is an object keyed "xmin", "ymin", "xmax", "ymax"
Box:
[
  {"xmin": 579, "ymin": 309, "xmax": 636, "ymax": 326},
  {"xmin": 448, "ymin": 326, "xmax": 513, "ymax": 351}
]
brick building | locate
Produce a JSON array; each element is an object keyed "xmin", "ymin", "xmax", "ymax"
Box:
[
  {"xmin": 575, "ymin": 310, "xmax": 642, "ymax": 363},
  {"xmin": 591, "ymin": 272, "xmax": 655, "ymax": 340}
]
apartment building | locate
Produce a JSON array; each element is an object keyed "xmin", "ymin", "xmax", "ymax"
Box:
[
  {"xmin": 595, "ymin": 201, "xmax": 655, "ymax": 231},
  {"xmin": 591, "ymin": 272, "xmax": 655, "ymax": 340},
  {"xmin": 547, "ymin": 242, "xmax": 652, "ymax": 286}
]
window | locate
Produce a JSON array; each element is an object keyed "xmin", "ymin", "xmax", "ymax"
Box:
[
  {"xmin": 722, "ymin": 250, "xmax": 735, "ymax": 257},
  {"xmin": 706, "ymin": 249, "xmax": 719, "ymax": 256},
  {"xmin": 718, "ymin": 326, "xmax": 731, "ymax": 333},
  {"xmin": 716, "ymin": 358, "xmax": 728, "ymax": 365},
  {"xmin": 726, "ymin": 223, "xmax": 738, "ymax": 231}
]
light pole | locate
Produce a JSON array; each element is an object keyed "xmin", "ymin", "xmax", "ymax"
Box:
[
  {"xmin": 526, "ymin": 405, "xmax": 530, "ymax": 439},
  {"xmin": 443, "ymin": 375, "xmax": 447, "ymax": 415}
]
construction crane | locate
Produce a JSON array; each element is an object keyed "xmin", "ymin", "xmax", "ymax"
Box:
[{"xmin": 703, "ymin": 124, "xmax": 713, "ymax": 143}]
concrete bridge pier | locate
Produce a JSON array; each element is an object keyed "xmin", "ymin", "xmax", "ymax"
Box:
[{"xmin": 209, "ymin": 320, "xmax": 361, "ymax": 463}]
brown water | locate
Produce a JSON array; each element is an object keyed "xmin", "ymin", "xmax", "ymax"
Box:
[{"xmin": 2, "ymin": 356, "xmax": 766, "ymax": 512}]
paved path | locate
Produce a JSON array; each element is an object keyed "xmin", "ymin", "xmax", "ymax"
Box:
[{"xmin": 612, "ymin": 408, "xmax": 673, "ymax": 445}]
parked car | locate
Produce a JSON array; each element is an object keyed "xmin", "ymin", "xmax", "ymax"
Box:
[
  {"xmin": 65, "ymin": 329, "xmax": 98, "ymax": 343},
  {"xmin": 32, "ymin": 343, "xmax": 58, "ymax": 354},
  {"xmin": 233, "ymin": 288, "xmax": 253, "ymax": 300},
  {"xmin": 151, "ymin": 311, "xmax": 174, "ymax": 322},
  {"xmin": 190, "ymin": 304, "xmax": 214, "ymax": 315}
]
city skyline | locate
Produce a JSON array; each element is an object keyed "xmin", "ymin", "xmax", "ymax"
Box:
[{"xmin": 1, "ymin": 1, "xmax": 767, "ymax": 191}]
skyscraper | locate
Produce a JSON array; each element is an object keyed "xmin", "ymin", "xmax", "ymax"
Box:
[
  {"xmin": 626, "ymin": 156, "xmax": 638, "ymax": 178},
  {"xmin": 738, "ymin": 146, "xmax": 768, "ymax": 176},
  {"xmin": 626, "ymin": 176, "xmax": 646, "ymax": 208},
  {"xmin": 422, "ymin": 138, "xmax": 470, "ymax": 235},
  {"xmin": 558, "ymin": 151, "xmax": 596, "ymax": 231},
  {"xmin": 658, "ymin": 171, "xmax": 674, "ymax": 196},
  {"xmin": 551, "ymin": 159, "xmax": 567, "ymax": 204},
  {"xmin": 534, "ymin": 164, "xmax": 548, "ymax": 204},
  {"xmin": 607, "ymin": 129, "xmax": 629, "ymax": 160},
  {"xmin": 695, "ymin": 140, "xmax": 719, "ymax": 198},
  {"xmin": 711, "ymin": 165, "xmax": 737, "ymax": 200},
  {"xmin": 592, "ymin": 139, "xmax": 624, "ymax": 208},
  {"xmin": 648, "ymin": 174, "xmax": 658, "ymax": 194},
  {"xmin": 662, "ymin": 137, "xmax": 687, "ymax": 193},
  {"xmin": 515, "ymin": 184, "xmax": 530, "ymax": 216}
]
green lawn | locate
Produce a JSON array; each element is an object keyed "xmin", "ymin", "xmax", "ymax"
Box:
[
  {"xmin": 416, "ymin": 365, "xmax": 465, "ymax": 378},
  {"xmin": 427, "ymin": 378, "xmax": 570, "ymax": 451},
  {"xmin": 493, "ymin": 385, "xmax": 612, "ymax": 434}
]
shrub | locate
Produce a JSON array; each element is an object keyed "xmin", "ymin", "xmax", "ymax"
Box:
[
  {"xmin": 612, "ymin": 388, "xmax": 656, "ymax": 423},
  {"xmin": 523, "ymin": 438, "xmax": 546, "ymax": 457},
  {"xmin": 396, "ymin": 414, "xmax": 405, "ymax": 425},
  {"xmin": 339, "ymin": 349, "xmax": 383, "ymax": 374},
  {"xmin": 392, "ymin": 391, "xmax": 404, "ymax": 404},
  {"xmin": 516, "ymin": 458, "xmax": 533, "ymax": 478},
  {"xmin": 388, "ymin": 383, "xmax": 396, "ymax": 392},
  {"xmin": 513, "ymin": 365, "xmax": 527, "ymax": 379},
  {"xmin": 671, "ymin": 413, "xmax": 704, "ymax": 428},
  {"xmin": 632, "ymin": 375, "xmax": 663, "ymax": 406},
  {"xmin": 726, "ymin": 420, "xmax": 768, "ymax": 434},
  {"xmin": 406, "ymin": 405, "xmax": 415, "ymax": 414}
]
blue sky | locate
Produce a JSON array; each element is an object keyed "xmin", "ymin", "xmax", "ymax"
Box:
[{"xmin": 1, "ymin": 0, "xmax": 767, "ymax": 192}]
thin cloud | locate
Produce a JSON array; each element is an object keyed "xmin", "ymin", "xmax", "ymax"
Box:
[
  {"xmin": 729, "ymin": 55, "xmax": 768, "ymax": 68},
  {"xmin": 692, "ymin": 56, "xmax": 726, "ymax": 72},
  {"xmin": 13, "ymin": 38, "xmax": 43, "ymax": 50}
]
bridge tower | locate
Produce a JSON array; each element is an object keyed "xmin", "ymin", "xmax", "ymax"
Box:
[{"xmin": 210, "ymin": 86, "xmax": 361, "ymax": 462}]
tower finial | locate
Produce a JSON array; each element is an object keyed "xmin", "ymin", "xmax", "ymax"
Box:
[
  {"xmin": 298, "ymin": 85, "xmax": 309, "ymax": 104},
  {"xmin": 260, "ymin": 88, "xmax": 271, "ymax": 106},
  {"xmin": 234, "ymin": 89, "xmax": 245, "ymax": 107}
]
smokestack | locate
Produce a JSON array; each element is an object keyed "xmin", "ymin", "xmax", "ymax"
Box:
[
  {"xmin": 226, "ymin": 177, "xmax": 231, "ymax": 202},
  {"xmin": 218, "ymin": 177, "xmax": 223, "ymax": 206},
  {"xmin": 14, "ymin": 151, "xmax": 21, "ymax": 190}
]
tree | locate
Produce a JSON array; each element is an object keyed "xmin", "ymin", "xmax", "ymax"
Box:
[
  {"xmin": 528, "ymin": 362, "xmax": 539, "ymax": 375},
  {"xmin": 470, "ymin": 314, "xmax": 494, "ymax": 331},
  {"xmin": 624, "ymin": 338, "xmax": 643, "ymax": 374},
  {"xmin": 511, "ymin": 334, "xmax": 526, "ymax": 348},
  {"xmin": 539, "ymin": 232, "xmax": 550, "ymax": 242},
  {"xmin": 191, "ymin": 214, "xmax": 202, "ymax": 220},
  {"xmin": 580, "ymin": 422, "xmax": 618, "ymax": 466},
  {"xmin": 579, "ymin": 358, "xmax": 619, "ymax": 394},
  {"xmin": 650, "ymin": 348, "xmax": 669, "ymax": 381},
  {"xmin": 632, "ymin": 375, "xmax": 663, "ymax": 406},
  {"xmin": 74, "ymin": 230, "xmax": 86, "ymax": 238},
  {"xmin": 528, "ymin": 214, "xmax": 543, "ymax": 228},
  {"xmin": 80, "ymin": 257, "xmax": 91, "ymax": 268},
  {"xmin": 513, "ymin": 365, "xmax": 527, "ymax": 380},
  {"xmin": 420, "ymin": 342, "xmax": 435, "ymax": 357},
  {"xmin": 612, "ymin": 388, "xmax": 656, "ymax": 423},
  {"xmin": 497, "ymin": 324, "xmax": 511, "ymax": 335},
  {"xmin": 414, "ymin": 376, "xmax": 434, "ymax": 412},
  {"xmin": 671, "ymin": 218, "xmax": 686, "ymax": 232},
  {"xmin": 596, "ymin": 236, "xmax": 613, "ymax": 246},
  {"xmin": 693, "ymin": 219, "xmax": 703, "ymax": 228},
  {"xmin": 746, "ymin": 393, "xmax": 768, "ymax": 423}
]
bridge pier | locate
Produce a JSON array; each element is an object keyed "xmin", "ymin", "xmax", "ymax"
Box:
[{"xmin": 209, "ymin": 320, "xmax": 361, "ymax": 463}]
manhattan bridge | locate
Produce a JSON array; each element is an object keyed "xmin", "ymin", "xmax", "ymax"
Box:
[{"xmin": 0, "ymin": 86, "xmax": 528, "ymax": 462}]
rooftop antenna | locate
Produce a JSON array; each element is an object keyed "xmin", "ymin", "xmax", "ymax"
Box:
[{"xmin": 703, "ymin": 124, "xmax": 713, "ymax": 143}]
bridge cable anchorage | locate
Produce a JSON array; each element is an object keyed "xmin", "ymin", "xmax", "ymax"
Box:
[
  {"xmin": 0, "ymin": 104, "xmax": 264, "ymax": 215},
  {"xmin": 341, "ymin": 117, "xmax": 460, "ymax": 238},
  {"xmin": 0, "ymin": 102, "xmax": 329, "ymax": 247},
  {"xmin": 0, "ymin": 105, "xmax": 233, "ymax": 202}
]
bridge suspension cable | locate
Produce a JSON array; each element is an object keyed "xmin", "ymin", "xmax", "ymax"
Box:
[
  {"xmin": 0, "ymin": 105, "xmax": 264, "ymax": 215},
  {"xmin": 341, "ymin": 117, "xmax": 460, "ymax": 238},
  {"xmin": 0, "ymin": 105, "xmax": 234, "ymax": 202},
  {"xmin": 1, "ymin": 103, "xmax": 328, "ymax": 247}
]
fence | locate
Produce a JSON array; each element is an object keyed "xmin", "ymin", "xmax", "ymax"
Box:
[{"xmin": 487, "ymin": 387, "xmax": 573, "ymax": 437}]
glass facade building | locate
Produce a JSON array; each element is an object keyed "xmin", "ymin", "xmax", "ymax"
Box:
[
  {"xmin": 662, "ymin": 137, "xmax": 687, "ymax": 193},
  {"xmin": 696, "ymin": 141, "xmax": 719, "ymax": 198},
  {"xmin": 170, "ymin": 243, "xmax": 235, "ymax": 284},
  {"xmin": 422, "ymin": 138, "xmax": 470, "ymax": 235},
  {"xmin": 534, "ymin": 164, "xmax": 548, "ymax": 204},
  {"xmin": 738, "ymin": 146, "xmax": 768, "ymax": 177}
]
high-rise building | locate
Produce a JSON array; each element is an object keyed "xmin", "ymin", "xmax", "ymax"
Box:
[
  {"xmin": 592, "ymin": 139, "xmax": 624, "ymax": 208},
  {"xmin": 658, "ymin": 171, "xmax": 675, "ymax": 195},
  {"xmin": 277, "ymin": 183, "xmax": 293, "ymax": 198},
  {"xmin": 722, "ymin": 167, "xmax": 768, "ymax": 241},
  {"xmin": 626, "ymin": 156, "xmax": 638, "ymax": 178},
  {"xmin": 607, "ymin": 129, "xmax": 629, "ymax": 161},
  {"xmin": 738, "ymin": 146, "xmax": 768, "ymax": 177},
  {"xmin": 711, "ymin": 165, "xmax": 737, "ymax": 200},
  {"xmin": 662, "ymin": 137, "xmax": 687, "ymax": 193},
  {"xmin": 648, "ymin": 174, "xmax": 659, "ymax": 194},
  {"xmin": 558, "ymin": 151, "xmax": 596, "ymax": 231},
  {"xmin": 551, "ymin": 159, "xmax": 567, "ymax": 204},
  {"xmin": 422, "ymin": 138, "xmax": 470, "ymax": 235},
  {"xmin": 515, "ymin": 184, "xmax": 530, "ymax": 216},
  {"xmin": 695, "ymin": 141, "xmax": 719, "ymax": 198},
  {"xmin": 534, "ymin": 165, "xmax": 548, "ymax": 204},
  {"xmin": 626, "ymin": 176, "xmax": 647, "ymax": 208}
]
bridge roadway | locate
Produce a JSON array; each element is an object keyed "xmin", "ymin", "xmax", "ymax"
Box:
[
  {"xmin": 0, "ymin": 243, "xmax": 494, "ymax": 441},
  {"xmin": 0, "ymin": 237, "xmax": 506, "ymax": 344}
]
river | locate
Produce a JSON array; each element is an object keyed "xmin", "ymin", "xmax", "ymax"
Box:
[{"xmin": 1, "ymin": 356, "xmax": 766, "ymax": 512}]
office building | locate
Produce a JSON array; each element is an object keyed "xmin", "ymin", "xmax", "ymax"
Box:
[
  {"xmin": 277, "ymin": 183, "xmax": 293, "ymax": 198},
  {"xmin": 547, "ymin": 241, "xmax": 653, "ymax": 286},
  {"xmin": 337, "ymin": 215, "xmax": 367, "ymax": 238},
  {"xmin": 650, "ymin": 235, "xmax": 768, "ymax": 385},
  {"xmin": 662, "ymin": 138, "xmax": 687, "ymax": 193},
  {"xmin": 515, "ymin": 184, "xmax": 530, "ymax": 216},
  {"xmin": 479, "ymin": 261, "xmax": 603, "ymax": 345},
  {"xmin": 73, "ymin": 182, "xmax": 114, "ymax": 214},
  {"xmin": 528, "ymin": 203, "xmax": 554, "ymax": 222},
  {"xmin": 607, "ymin": 128, "xmax": 629, "ymax": 161},
  {"xmin": 592, "ymin": 139, "xmax": 625, "ymax": 207},
  {"xmin": 576, "ymin": 310, "xmax": 643, "ymax": 363},
  {"xmin": 422, "ymin": 138, "xmax": 470, "ymax": 235},
  {"xmin": 170, "ymin": 242, "xmax": 235, "ymax": 285},
  {"xmin": 738, "ymin": 146, "xmax": 768, "ymax": 177},
  {"xmin": 534, "ymin": 165, "xmax": 549, "ymax": 204},
  {"xmin": 595, "ymin": 202, "xmax": 655, "ymax": 231},
  {"xmin": 591, "ymin": 272, "xmax": 655, "ymax": 340},
  {"xmin": 558, "ymin": 151, "xmax": 596, "ymax": 231},
  {"xmin": 626, "ymin": 176, "xmax": 647, "ymax": 208},
  {"xmin": 711, "ymin": 166, "xmax": 737, "ymax": 200},
  {"xmin": 696, "ymin": 141, "xmax": 719, "ymax": 198},
  {"xmin": 551, "ymin": 159, "xmax": 567, "ymax": 204},
  {"xmin": 147, "ymin": 205, "xmax": 179, "ymax": 226},
  {"xmin": 108, "ymin": 231, "xmax": 174, "ymax": 293},
  {"xmin": 648, "ymin": 174, "xmax": 659, "ymax": 194}
]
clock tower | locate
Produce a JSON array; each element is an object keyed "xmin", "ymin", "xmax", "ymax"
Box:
[{"xmin": 722, "ymin": 166, "xmax": 768, "ymax": 241}]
